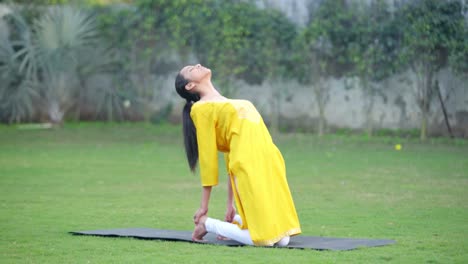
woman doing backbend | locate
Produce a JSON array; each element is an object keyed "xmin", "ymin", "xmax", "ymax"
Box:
[{"xmin": 175, "ymin": 64, "xmax": 301, "ymax": 246}]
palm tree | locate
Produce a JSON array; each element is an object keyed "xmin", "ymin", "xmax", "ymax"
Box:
[
  {"xmin": 1, "ymin": 6, "xmax": 116, "ymax": 124},
  {"xmin": 33, "ymin": 6, "xmax": 101, "ymax": 123}
]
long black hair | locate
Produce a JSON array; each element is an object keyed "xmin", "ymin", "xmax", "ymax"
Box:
[{"xmin": 175, "ymin": 73, "xmax": 200, "ymax": 172}]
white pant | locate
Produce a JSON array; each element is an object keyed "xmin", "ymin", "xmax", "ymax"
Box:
[{"xmin": 204, "ymin": 215, "xmax": 290, "ymax": 246}]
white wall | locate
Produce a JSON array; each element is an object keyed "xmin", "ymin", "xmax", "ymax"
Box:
[{"xmin": 162, "ymin": 67, "xmax": 467, "ymax": 136}]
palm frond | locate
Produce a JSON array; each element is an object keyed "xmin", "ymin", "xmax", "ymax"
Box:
[
  {"xmin": 0, "ymin": 75, "xmax": 39, "ymax": 124},
  {"xmin": 91, "ymin": 84, "xmax": 124, "ymax": 122},
  {"xmin": 0, "ymin": 12, "xmax": 39, "ymax": 123},
  {"xmin": 35, "ymin": 7, "xmax": 98, "ymax": 54},
  {"xmin": 5, "ymin": 11, "xmax": 42, "ymax": 82}
]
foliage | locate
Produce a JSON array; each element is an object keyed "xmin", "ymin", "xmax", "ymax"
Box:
[
  {"xmin": 0, "ymin": 6, "xmax": 115, "ymax": 123},
  {"xmin": 348, "ymin": 0, "xmax": 402, "ymax": 82},
  {"xmin": 295, "ymin": 8, "xmax": 336, "ymax": 136},
  {"xmin": 399, "ymin": 0, "xmax": 465, "ymax": 140},
  {"xmin": 400, "ymin": 0, "xmax": 464, "ymax": 74},
  {"xmin": 305, "ymin": 0, "xmax": 357, "ymax": 77},
  {"xmin": 0, "ymin": 0, "xmax": 466, "ymax": 137},
  {"xmin": 94, "ymin": 2, "xmax": 175, "ymax": 121},
  {"xmin": 0, "ymin": 12, "xmax": 38, "ymax": 123},
  {"xmin": 93, "ymin": 0, "xmax": 297, "ymax": 124},
  {"xmin": 294, "ymin": 0, "xmax": 369, "ymax": 135},
  {"xmin": 131, "ymin": 0, "xmax": 297, "ymax": 85},
  {"xmin": 448, "ymin": 15, "xmax": 468, "ymax": 78},
  {"xmin": 295, "ymin": 1, "xmax": 336, "ymax": 83},
  {"xmin": 347, "ymin": 0, "xmax": 403, "ymax": 136}
]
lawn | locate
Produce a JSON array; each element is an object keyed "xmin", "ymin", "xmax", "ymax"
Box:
[{"xmin": 0, "ymin": 123, "xmax": 467, "ymax": 263}]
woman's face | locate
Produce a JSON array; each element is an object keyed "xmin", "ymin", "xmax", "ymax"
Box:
[{"xmin": 180, "ymin": 64, "xmax": 211, "ymax": 84}]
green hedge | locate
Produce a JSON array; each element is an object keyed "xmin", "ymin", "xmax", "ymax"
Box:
[{"xmin": 0, "ymin": 0, "xmax": 466, "ymax": 129}]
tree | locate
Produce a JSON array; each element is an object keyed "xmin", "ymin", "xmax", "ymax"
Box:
[
  {"xmin": 295, "ymin": 0, "xmax": 354, "ymax": 136},
  {"xmin": 3, "ymin": 6, "xmax": 112, "ymax": 124},
  {"xmin": 400, "ymin": 0, "xmax": 465, "ymax": 140},
  {"xmin": 143, "ymin": 0, "xmax": 297, "ymax": 133},
  {"xmin": 98, "ymin": 0, "xmax": 298, "ymax": 124},
  {"xmin": 296, "ymin": 29, "xmax": 332, "ymax": 136},
  {"xmin": 251, "ymin": 7, "xmax": 297, "ymax": 135},
  {"xmin": 348, "ymin": 0, "xmax": 401, "ymax": 136}
]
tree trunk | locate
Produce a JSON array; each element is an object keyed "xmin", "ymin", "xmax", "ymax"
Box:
[
  {"xmin": 314, "ymin": 79, "xmax": 327, "ymax": 137},
  {"xmin": 420, "ymin": 67, "xmax": 434, "ymax": 141},
  {"xmin": 413, "ymin": 62, "xmax": 433, "ymax": 142},
  {"xmin": 75, "ymin": 73, "xmax": 87, "ymax": 121},
  {"xmin": 366, "ymin": 112, "xmax": 374, "ymax": 137},
  {"xmin": 318, "ymin": 106, "xmax": 325, "ymax": 137},
  {"xmin": 269, "ymin": 80, "xmax": 280, "ymax": 136},
  {"xmin": 270, "ymin": 93, "xmax": 280, "ymax": 136},
  {"xmin": 361, "ymin": 76, "xmax": 374, "ymax": 137},
  {"xmin": 435, "ymin": 80, "xmax": 454, "ymax": 138},
  {"xmin": 420, "ymin": 110, "xmax": 427, "ymax": 141},
  {"xmin": 366, "ymin": 96, "xmax": 375, "ymax": 137},
  {"xmin": 48, "ymin": 100, "xmax": 64, "ymax": 124}
]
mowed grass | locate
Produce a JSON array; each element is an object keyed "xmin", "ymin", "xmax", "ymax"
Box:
[{"xmin": 0, "ymin": 122, "xmax": 467, "ymax": 263}]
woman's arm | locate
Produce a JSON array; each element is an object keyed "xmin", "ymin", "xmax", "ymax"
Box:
[
  {"xmin": 227, "ymin": 178, "xmax": 233, "ymax": 208},
  {"xmin": 194, "ymin": 186, "xmax": 212, "ymax": 224},
  {"xmin": 201, "ymin": 186, "xmax": 212, "ymax": 211},
  {"xmin": 225, "ymin": 178, "xmax": 236, "ymax": 222},
  {"xmin": 224, "ymin": 154, "xmax": 235, "ymax": 222}
]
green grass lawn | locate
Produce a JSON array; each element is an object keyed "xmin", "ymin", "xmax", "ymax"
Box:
[{"xmin": 1, "ymin": 123, "xmax": 467, "ymax": 263}]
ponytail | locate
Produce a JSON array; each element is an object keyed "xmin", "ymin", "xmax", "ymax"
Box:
[
  {"xmin": 182, "ymin": 101, "xmax": 198, "ymax": 172},
  {"xmin": 175, "ymin": 72, "xmax": 200, "ymax": 172}
]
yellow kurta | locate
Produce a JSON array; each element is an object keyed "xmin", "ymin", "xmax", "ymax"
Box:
[{"xmin": 190, "ymin": 99, "xmax": 301, "ymax": 246}]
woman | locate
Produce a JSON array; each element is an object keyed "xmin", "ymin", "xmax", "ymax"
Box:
[{"xmin": 175, "ymin": 64, "xmax": 301, "ymax": 246}]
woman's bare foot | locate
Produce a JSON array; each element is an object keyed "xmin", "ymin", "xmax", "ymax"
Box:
[{"xmin": 192, "ymin": 215, "xmax": 208, "ymax": 242}]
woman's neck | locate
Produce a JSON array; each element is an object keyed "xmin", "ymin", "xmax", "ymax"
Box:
[{"xmin": 197, "ymin": 81, "xmax": 226, "ymax": 101}]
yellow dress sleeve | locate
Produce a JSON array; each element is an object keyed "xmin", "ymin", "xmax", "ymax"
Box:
[{"xmin": 191, "ymin": 105, "xmax": 219, "ymax": 186}]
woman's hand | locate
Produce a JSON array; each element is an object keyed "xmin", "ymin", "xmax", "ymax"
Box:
[
  {"xmin": 225, "ymin": 205, "xmax": 236, "ymax": 223},
  {"xmin": 214, "ymin": 205, "xmax": 236, "ymax": 241},
  {"xmin": 193, "ymin": 207, "xmax": 208, "ymax": 225}
]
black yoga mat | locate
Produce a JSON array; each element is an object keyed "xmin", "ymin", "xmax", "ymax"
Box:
[{"xmin": 70, "ymin": 228, "xmax": 395, "ymax": 251}]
